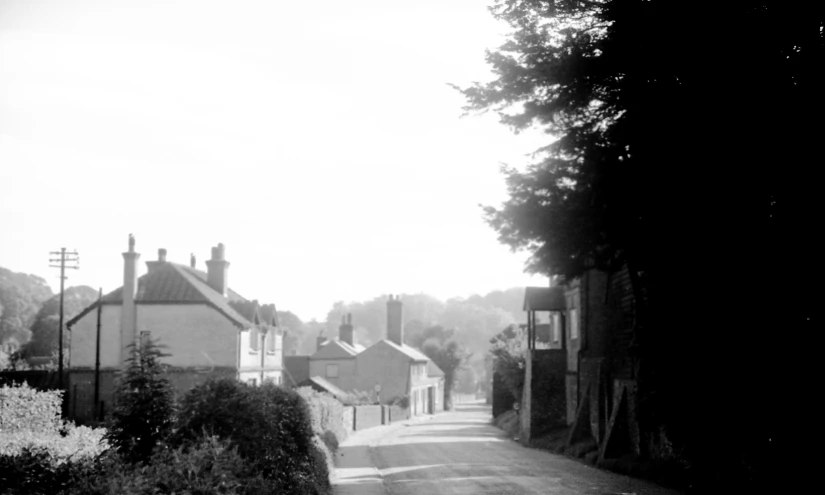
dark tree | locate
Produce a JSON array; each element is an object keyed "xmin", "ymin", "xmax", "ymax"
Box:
[
  {"xmin": 458, "ymin": 0, "xmax": 820, "ymax": 489},
  {"xmin": 105, "ymin": 339, "xmax": 175, "ymax": 464}
]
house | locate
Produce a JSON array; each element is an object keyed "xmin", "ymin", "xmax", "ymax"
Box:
[
  {"xmin": 65, "ymin": 235, "xmax": 283, "ymax": 423},
  {"xmin": 288, "ymin": 295, "xmax": 444, "ymax": 416},
  {"xmin": 308, "ymin": 314, "xmax": 364, "ymax": 392},
  {"xmin": 350, "ymin": 295, "xmax": 444, "ymax": 415},
  {"xmin": 516, "ymin": 266, "xmax": 640, "ymax": 461}
]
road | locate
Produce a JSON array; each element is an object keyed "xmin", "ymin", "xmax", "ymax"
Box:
[{"xmin": 333, "ymin": 401, "xmax": 681, "ymax": 495}]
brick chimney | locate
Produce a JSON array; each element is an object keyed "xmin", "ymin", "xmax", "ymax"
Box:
[
  {"xmin": 146, "ymin": 248, "xmax": 168, "ymax": 274},
  {"xmin": 316, "ymin": 333, "xmax": 326, "ymax": 352},
  {"xmin": 121, "ymin": 234, "xmax": 140, "ymax": 365},
  {"xmin": 206, "ymin": 243, "xmax": 229, "ymax": 296},
  {"xmin": 386, "ymin": 295, "xmax": 403, "ymax": 345},
  {"xmin": 339, "ymin": 313, "xmax": 354, "ymax": 346}
]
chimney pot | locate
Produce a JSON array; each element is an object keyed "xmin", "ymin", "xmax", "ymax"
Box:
[
  {"xmin": 158, "ymin": 248, "xmax": 167, "ymax": 262},
  {"xmin": 206, "ymin": 243, "xmax": 230, "ymax": 296},
  {"xmin": 190, "ymin": 253, "xmax": 196, "ymax": 268}
]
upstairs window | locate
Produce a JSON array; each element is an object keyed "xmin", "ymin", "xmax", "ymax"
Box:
[
  {"xmin": 326, "ymin": 364, "xmax": 339, "ymax": 378},
  {"xmin": 249, "ymin": 327, "xmax": 260, "ymax": 352},
  {"xmin": 570, "ymin": 308, "xmax": 579, "ymax": 340}
]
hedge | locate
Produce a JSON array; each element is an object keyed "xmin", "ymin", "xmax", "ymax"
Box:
[
  {"xmin": 173, "ymin": 378, "xmax": 331, "ymax": 494},
  {"xmin": 0, "ymin": 382, "xmax": 62, "ymax": 433}
]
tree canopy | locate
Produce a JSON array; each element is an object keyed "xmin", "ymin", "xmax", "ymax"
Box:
[
  {"xmin": 0, "ymin": 267, "xmax": 54, "ymax": 346},
  {"xmin": 23, "ymin": 285, "xmax": 98, "ymax": 358},
  {"xmin": 459, "ymin": 0, "xmax": 819, "ymax": 488}
]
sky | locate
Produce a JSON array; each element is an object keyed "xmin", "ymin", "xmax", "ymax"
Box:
[{"xmin": 0, "ymin": 0, "xmax": 550, "ymax": 321}]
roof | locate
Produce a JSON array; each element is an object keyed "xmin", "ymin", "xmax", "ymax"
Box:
[
  {"xmin": 66, "ymin": 262, "xmax": 252, "ymax": 329},
  {"xmin": 523, "ymin": 286, "xmax": 566, "ymax": 312},
  {"xmin": 311, "ymin": 339, "xmax": 362, "ymax": 360},
  {"xmin": 298, "ymin": 376, "xmax": 350, "ymax": 400},
  {"xmin": 381, "ymin": 339, "xmax": 431, "ymax": 362},
  {"xmin": 427, "ymin": 360, "xmax": 445, "ymax": 377}
]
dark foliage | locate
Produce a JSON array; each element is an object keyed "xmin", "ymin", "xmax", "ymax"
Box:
[
  {"xmin": 104, "ymin": 339, "xmax": 175, "ymax": 464},
  {"xmin": 173, "ymin": 378, "xmax": 331, "ymax": 494},
  {"xmin": 458, "ymin": 0, "xmax": 820, "ymax": 489}
]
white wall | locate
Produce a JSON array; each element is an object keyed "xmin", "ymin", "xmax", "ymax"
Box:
[
  {"xmin": 135, "ymin": 304, "xmax": 238, "ymax": 367},
  {"xmin": 69, "ymin": 305, "xmax": 122, "ymax": 369}
]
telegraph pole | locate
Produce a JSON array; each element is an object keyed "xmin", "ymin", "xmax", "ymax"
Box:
[{"xmin": 49, "ymin": 248, "xmax": 79, "ymax": 390}]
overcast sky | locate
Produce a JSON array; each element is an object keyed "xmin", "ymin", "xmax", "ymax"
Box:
[{"xmin": 0, "ymin": 0, "xmax": 549, "ymax": 321}]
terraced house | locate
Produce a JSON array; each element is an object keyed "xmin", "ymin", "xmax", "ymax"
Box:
[{"xmin": 66, "ymin": 236, "xmax": 283, "ymax": 423}]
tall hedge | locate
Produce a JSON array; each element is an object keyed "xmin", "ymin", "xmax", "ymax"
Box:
[
  {"xmin": 296, "ymin": 386, "xmax": 347, "ymax": 450},
  {"xmin": 174, "ymin": 378, "xmax": 330, "ymax": 494},
  {"xmin": 0, "ymin": 382, "xmax": 62, "ymax": 433}
]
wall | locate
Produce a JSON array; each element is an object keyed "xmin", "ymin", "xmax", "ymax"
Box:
[
  {"xmin": 308, "ymin": 357, "xmax": 358, "ymax": 392},
  {"xmin": 353, "ymin": 405, "xmax": 383, "ymax": 430},
  {"xmin": 69, "ymin": 305, "xmax": 123, "ymax": 369},
  {"xmin": 136, "ymin": 304, "xmax": 238, "ymax": 368},
  {"xmin": 353, "ymin": 342, "xmax": 411, "ymax": 403},
  {"xmin": 521, "ymin": 349, "xmax": 567, "ymax": 443}
]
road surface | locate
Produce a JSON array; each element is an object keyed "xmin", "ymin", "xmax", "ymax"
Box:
[{"xmin": 333, "ymin": 401, "xmax": 681, "ymax": 495}]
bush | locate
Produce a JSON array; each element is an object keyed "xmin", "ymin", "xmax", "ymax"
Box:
[
  {"xmin": 105, "ymin": 339, "xmax": 175, "ymax": 464},
  {"xmin": 0, "ymin": 422, "xmax": 108, "ymax": 460},
  {"xmin": 174, "ymin": 378, "xmax": 330, "ymax": 494},
  {"xmin": 296, "ymin": 386, "xmax": 347, "ymax": 450},
  {"xmin": 0, "ymin": 382, "xmax": 62, "ymax": 433},
  {"xmin": 63, "ymin": 435, "xmax": 265, "ymax": 495},
  {"xmin": 0, "ymin": 446, "xmax": 100, "ymax": 495}
]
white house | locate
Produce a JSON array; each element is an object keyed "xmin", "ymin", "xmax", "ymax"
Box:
[{"xmin": 66, "ymin": 235, "xmax": 282, "ymax": 422}]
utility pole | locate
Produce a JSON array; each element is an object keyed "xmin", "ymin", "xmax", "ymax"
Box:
[{"xmin": 49, "ymin": 248, "xmax": 79, "ymax": 390}]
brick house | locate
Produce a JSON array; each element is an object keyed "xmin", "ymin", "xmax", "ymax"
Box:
[
  {"xmin": 291, "ymin": 296, "xmax": 444, "ymax": 416},
  {"xmin": 518, "ymin": 267, "xmax": 640, "ymax": 460},
  {"xmin": 66, "ymin": 236, "xmax": 283, "ymax": 423}
]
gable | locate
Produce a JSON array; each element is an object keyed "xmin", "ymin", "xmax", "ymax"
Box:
[{"xmin": 357, "ymin": 340, "xmax": 429, "ymax": 365}]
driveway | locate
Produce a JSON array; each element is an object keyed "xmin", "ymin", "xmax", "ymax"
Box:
[{"xmin": 333, "ymin": 401, "xmax": 681, "ymax": 495}]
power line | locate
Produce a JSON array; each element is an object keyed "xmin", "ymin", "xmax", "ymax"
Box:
[{"xmin": 49, "ymin": 248, "xmax": 79, "ymax": 391}]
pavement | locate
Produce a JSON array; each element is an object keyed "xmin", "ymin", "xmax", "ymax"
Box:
[{"xmin": 333, "ymin": 401, "xmax": 682, "ymax": 495}]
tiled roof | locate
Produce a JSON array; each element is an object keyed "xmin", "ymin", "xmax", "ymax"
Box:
[
  {"xmin": 299, "ymin": 376, "xmax": 350, "ymax": 400},
  {"xmin": 523, "ymin": 286, "xmax": 566, "ymax": 312},
  {"xmin": 382, "ymin": 340, "xmax": 430, "ymax": 362},
  {"xmin": 67, "ymin": 262, "xmax": 252, "ymax": 329}
]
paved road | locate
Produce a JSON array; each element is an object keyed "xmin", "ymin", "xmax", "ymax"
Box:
[{"xmin": 333, "ymin": 401, "xmax": 681, "ymax": 495}]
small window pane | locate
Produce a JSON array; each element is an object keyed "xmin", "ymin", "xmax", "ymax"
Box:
[{"xmin": 570, "ymin": 309, "xmax": 579, "ymax": 340}]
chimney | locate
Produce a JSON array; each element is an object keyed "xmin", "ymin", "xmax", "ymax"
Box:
[
  {"xmin": 121, "ymin": 234, "xmax": 140, "ymax": 365},
  {"xmin": 387, "ymin": 295, "xmax": 403, "ymax": 345},
  {"xmin": 339, "ymin": 313, "xmax": 354, "ymax": 346},
  {"xmin": 206, "ymin": 243, "xmax": 229, "ymax": 296},
  {"xmin": 316, "ymin": 333, "xmax": 326, "ymax": 352},
  {"xmin": 146, "ymin": 248, "xmax": 168, "ymax": 274},
  {"xmin": 190, "ymin": 253, "xmax": 196, "ymax": 268}
]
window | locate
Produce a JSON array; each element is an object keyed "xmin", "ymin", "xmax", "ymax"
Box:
[
  {"xmin": 570, "ymin": 308, "xmax": 579, "ymax": 340},
  {"xmin": 140, "ymin": 331, "xmax": 151, "ymax": 347},
  {"xmin": 326, "ymin": 364, "xmax": 339, "ymax": 378},
  {"xmin": 249, "ymin": 327, "xmax": 259, "ymax": 352},
  {"xmin": 552, "ymin": 314, "xmax": 561, "ymax": 343},
  {"xmin": 247, "ymin": 378, "xmax": 257, "ymax": 386}
]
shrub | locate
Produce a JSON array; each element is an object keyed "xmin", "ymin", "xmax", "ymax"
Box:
[
  {"xmin": 0, "ymin": 382, "xmax": 62, "ymax": 433},
  {"xmin": 0, "ymin": 422, "xmax": 108, "ymax": 460},
  {"xmin": 174, "ymin": 379, "xmax": 330, "ymax": 494},
  {"xmin": 296, "ymin": 386, "xmax": 347, "ymax": 450},
  {"xmin": 389, "ymin": 395, "xmax": 410, "ymax": 409},
  {"xmin": 104, "ymin": 339, "xmax": 176, "ymax": 464},
  {"xmin": 0, "ymin": 446, "xmax": 100, "ymax": 495}
]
